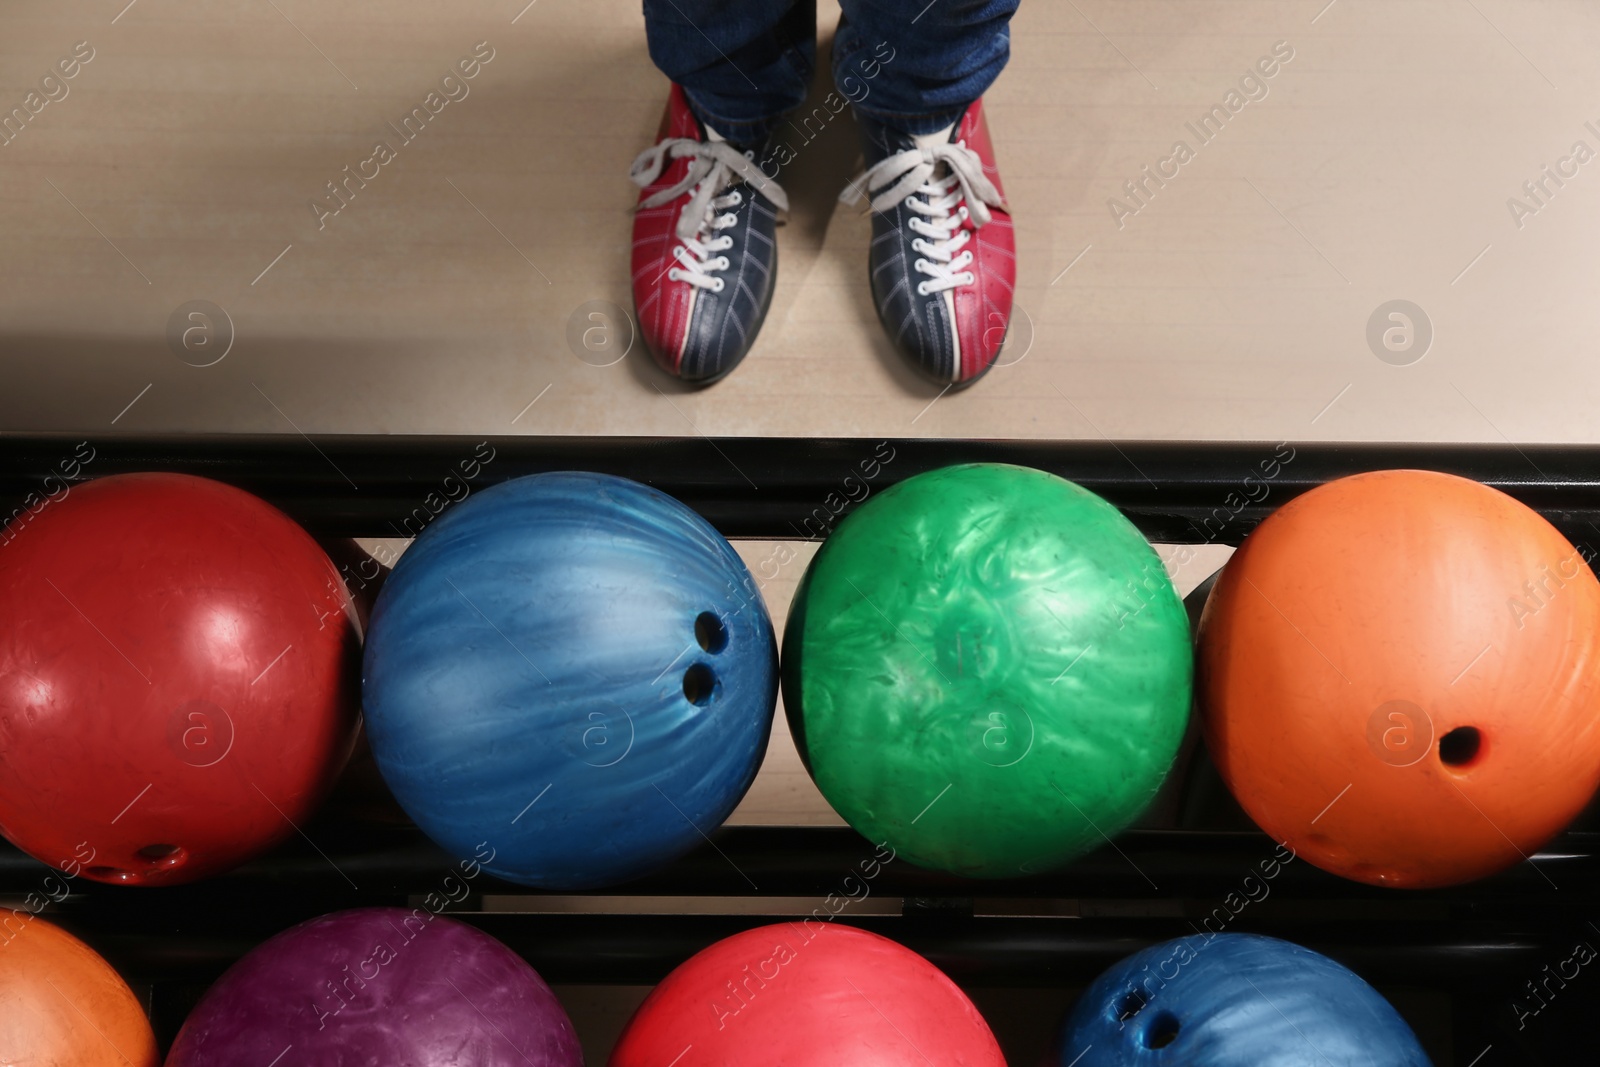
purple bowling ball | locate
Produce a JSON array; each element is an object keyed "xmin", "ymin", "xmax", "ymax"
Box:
[{"xmin": 167, "ymin": 908, "xmax": 583, "ymax": 1067}]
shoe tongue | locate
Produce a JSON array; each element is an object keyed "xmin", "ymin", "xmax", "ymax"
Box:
[
  {"xmin": 702, "ymin": 121, "xmax": 770, "ymax": 175},
  {"xmin": 704, "ymin": 122, "xmax": 760, "ymax": 153},
  {"xmin": 912, "ymin": 123, "xmax": 957, "ymax": 152},
  {"xmin": 911, "ymin": 122, "xmax": 959, "ymax": 183}
]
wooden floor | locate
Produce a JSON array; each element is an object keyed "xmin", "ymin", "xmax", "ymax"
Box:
[{"xmin": 4, "ymin": 0, "xmax": 1598, "ymax": 442}]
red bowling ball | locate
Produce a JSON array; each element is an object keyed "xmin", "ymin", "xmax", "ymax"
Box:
[
  {"xmin": 0, "ymin": 473, "xmax": 361, "ymax": 885},
  {"xmin": 610, "ymin": 923, "xmax": 1005, "ymax": 1067}
]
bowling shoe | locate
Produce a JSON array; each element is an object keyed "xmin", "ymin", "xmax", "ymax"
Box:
[
  {"xmin": 630, "ymin": 84, "xmax": 789, "ymax": 384},
  {"xmin": 841, "ymin": 99, "xmax": 1016, "ymax": 386}
]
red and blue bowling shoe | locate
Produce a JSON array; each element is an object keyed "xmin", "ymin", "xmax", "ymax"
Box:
[
  {"xmin": 843, "ymin": 99, "xmax": 1015, "ymax": 386},
  {"xmin": 629, "ymin": 85, "xmax": 789, "ymax": 385}
]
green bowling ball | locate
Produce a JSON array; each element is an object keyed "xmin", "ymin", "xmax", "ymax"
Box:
[{"xmin": 782, "ymin": 463, "xmax": 1192, "ymax": 878}]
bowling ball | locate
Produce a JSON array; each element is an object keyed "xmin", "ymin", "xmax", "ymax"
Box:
[
  {"xmin": 1199, "ymin": 469, "xmax": 1600, "ymax": 888},
  {"xmin": 0, "ymin": 473, "xmax": 361, "ymax": 885},
  {"xmin": 166, "ymin": 907, "xmax": 581, "ymax": 1067},
  {"xmin": 610, "ymin": 922, "xmax": 1004, "ymax": 1067},
  {"xmin": 1053, "ymin": 933, "xmax": 1430, "ymax": 1066},
  {"xmin": 0, "ymin": 911, "xmax": 158, "ymax": 1067},
  {"xmin": 782, "ymin": 463, "xmax": 1191, "ymax": 877},
  {"xmin": 364, "ymin": 471, "xmax": 778, "ymax": 888}
]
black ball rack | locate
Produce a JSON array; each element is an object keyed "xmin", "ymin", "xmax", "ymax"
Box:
[{"xmin": 2, "ymin": 434, "xmax": 1596, "ymax": 1065}]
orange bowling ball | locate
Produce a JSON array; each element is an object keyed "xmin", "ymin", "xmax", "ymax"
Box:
[
  {"xmin": 1199, "ymin": 469, "xmax": 1600, "ymax": 888},
  {"xmin": 0, "ymin": 911, "xmax": 158, "ymax": 1066}
]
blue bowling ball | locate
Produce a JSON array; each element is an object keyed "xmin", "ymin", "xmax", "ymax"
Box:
[
  {"xmin": 363, "ymin": 472, "xmax": 778, "ymax": 889},
  {"xmin": 1055, "ymin": 933, "xmax": 1431, "ymax": 1066}
]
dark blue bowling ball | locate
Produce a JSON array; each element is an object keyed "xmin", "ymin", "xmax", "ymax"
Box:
[
  {"xmin": 363, "ymin": 472, "xmax": 778, "ymax": 889},
  {"xmin": 1055, "ymin": 933, "xmax": 1430, "ymax": 1066}
]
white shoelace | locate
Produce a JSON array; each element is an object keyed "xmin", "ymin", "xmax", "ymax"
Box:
[
  {"xmin": 841, "ymin": 140, "xmax": 1004, "ymax": 296},
  {"xmin": 631, "ymin": 139, "xmax": 789, "ymax": 293}
]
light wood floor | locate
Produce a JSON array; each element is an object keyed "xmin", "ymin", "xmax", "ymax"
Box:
[{"xmin": 4, "ymin": 1, "xmax": 1596, "ymax": 442}]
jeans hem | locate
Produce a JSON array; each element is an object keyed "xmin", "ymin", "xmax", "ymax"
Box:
[
  {"xmin": 681, "ymin": 88, "xmax": 790, "ymax": 146},
  {"xmin": 847, "ymin": 99, "xmax": 974, "ymax": 137}
]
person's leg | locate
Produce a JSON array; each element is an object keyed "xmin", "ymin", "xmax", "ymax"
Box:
[
  {"xmin": 631, "ymin": 0, "xmax": 816, "ymax": 385},
  {"xmin": 833, "ymin": 0, "xmax": 1017, "ymax": 135},
  {"xmin": 644, "ymin": 0, "xmax": 816, "ymax": 145},
  {"xmin": 834, "ymin": 0, "xmax": 1020, "ymax": 388}
]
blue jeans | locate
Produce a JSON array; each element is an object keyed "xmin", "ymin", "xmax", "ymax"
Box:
[{"xmin": 642, "ymin": 0, "xmax": 1018, "ymax": 142}]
